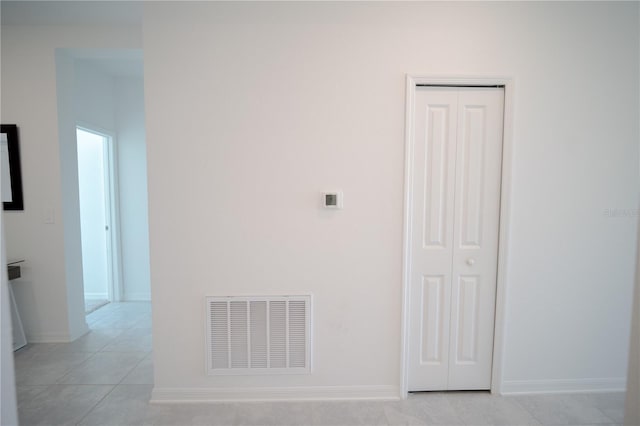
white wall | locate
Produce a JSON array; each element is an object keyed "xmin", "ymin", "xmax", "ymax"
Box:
[
  {"xmin": 624, "ymin": 18, "xmax": 640, "ymax": 415},
  {"xmin": 143, "ymin": 2, "xmax": 639, "ymax": 399},
  {"xmin": 55, "ymin": 49, "xmax": 88, "ymax": 341},
  {"xmin": 1, "ymin": 206, "xmax": 18, "ymax": 425},
  {"xmin": 625, "ymin": 217, "xmax": 640, "ymax": 424},
  {"xmin": 1, "ymin": 25, "xmax": 142, "ymax": 341},
  {"xmin": 115, "ymin": 76, "xmax": 151, "ymax": 301},
  {"xmin": 74, "ymin": 60, "xmax": 116, "ymax": 131}
]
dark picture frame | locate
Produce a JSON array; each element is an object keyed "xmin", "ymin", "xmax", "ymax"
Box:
[{"xmin": 1, "ymin": 124, "xmax": 24, "ymax": 210}]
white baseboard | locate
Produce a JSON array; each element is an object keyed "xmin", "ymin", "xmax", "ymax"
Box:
[
  {"xmin": 151, "ymin": 385, "xmax": 400, "ymax": 403},
  {"xmin": 501, "ymin": 378, "xmax": 626, "ymax": 395},
  {"xmin": 124, "ymin": 292, "xmax": 151, "ymax": 301},
  {"xmin": 84, "ymin": 292, "xmax": 108, "ymax": 299},
  {"xmin": 26, "ymin": 332, "xmax": 74, "ymax": 343},
  {"xmin": 68, "ymin": 322, "xmax": 90, "ymax": 341},
  {"xmin": 25, "ymin": 321, "xmax": 89, "ymax": 343}
]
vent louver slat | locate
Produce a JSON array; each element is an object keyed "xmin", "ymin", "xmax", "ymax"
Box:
[
  {"xmin": 229, "ymin": 301, "xmax": 248, "ymax": 368},
  {"xmin": 210, "ymin": 301, "xmax": 229, "ymax": 369},
  {"xmin": 206, "ymin": 296, "xmax": 311, "ymax": 375},
  {"xmin": 269, "ymin": 300, "xmax": 287, "ymax": 369},
  {"xmin": 288, "ymin": 300, "xmax": 306, "ymax": 368},
  {"xmin": 250, "ymin": 301, "xmax": 267, "ymax": 368}
]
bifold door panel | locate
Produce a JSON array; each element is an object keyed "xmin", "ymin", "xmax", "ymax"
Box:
[{"xmin": 408, "ymin": 87, "xmax": 504, "ymax": 391}]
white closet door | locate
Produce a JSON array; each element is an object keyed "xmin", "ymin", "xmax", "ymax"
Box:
[
  {"xmin": 447, "ymin": 88, "xmax": 503, "ymax": 390},
  {"xmin": 408, "ymin": 88, "xmax": 459, "ymax": 391},
  {"xmin": 408, "ymin": 87, "xmax": 504, "ymax": 391}
]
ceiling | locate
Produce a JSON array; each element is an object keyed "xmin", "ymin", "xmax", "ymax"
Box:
[
  {"xmin": 1, "ymin": 2, "xmax": 145, "ymax": 77},
  {"xmin": 0, "ymin": 1, "xmax": 143, "ymax": 26}
]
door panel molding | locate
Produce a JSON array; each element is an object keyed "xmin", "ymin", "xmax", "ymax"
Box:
[
  {"xmin": 422, "ymin": 105, "xmax": 451, "ymax": 249},
  {"xmin": 400, "ymin": 75, "xmax": 515, "ymax": 398},
  {"xmin": 420, "ymin": 275, "xmax": 446, "ymax": 365}
]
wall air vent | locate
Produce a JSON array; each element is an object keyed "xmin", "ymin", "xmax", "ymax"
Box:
[{"xmin": 205, "ymin": 296, "xmax": 311, "ymax": 375}]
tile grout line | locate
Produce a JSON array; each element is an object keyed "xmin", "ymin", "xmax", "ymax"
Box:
[
  {"xmin": 73, "ymin": 384, "xmax": 119, "ymax": 426},
  {"xmin": 53, "ymin": 350, "xmax": 99, "ymax": 385},
  {"xmin": 117, "ymin": 351, "xmax": 150, "ymax": 385},
  {"xmin": 75, "ymin": 303, "xmax": 151, "ymax": 425},
  {"xmin": 13, "ymin": 302, "xmax": 153, "ymax": 425}
]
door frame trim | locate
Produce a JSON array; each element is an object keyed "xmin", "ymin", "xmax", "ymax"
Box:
[
  {"xmin": 400, "ymin": 75, "xmax": 515, "ymax": 398},
  {"xmin": 76, "ymin": 122, "xmax": 124, "ymax": 303}
]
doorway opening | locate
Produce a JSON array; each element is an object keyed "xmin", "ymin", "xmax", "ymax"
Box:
[
  {"xmin": 76, "ymin": 126, "xmax": 117, "ymax": 314},
  {"xmin": 55, "ymin": 48, "xmax": 151, "ymax": 329},
  {"xmin": 401, "ymin": 76, "xmax": 515, "ymax": 397}
]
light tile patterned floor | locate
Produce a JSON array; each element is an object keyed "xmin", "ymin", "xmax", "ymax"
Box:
[
  {"xmin": 14, "ymin": 302, "xmax": 626, "ymax": 426},
  {"xmin": 84, "ymin": 299, "xmax": 109, "ymax": 315}
]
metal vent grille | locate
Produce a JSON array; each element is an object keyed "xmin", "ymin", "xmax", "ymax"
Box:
[{"xmin": 205, "ymin": 296, "xmax": 311, "ymax": 375}]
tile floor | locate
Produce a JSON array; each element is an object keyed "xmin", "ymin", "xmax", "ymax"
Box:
[
  {"xmin": 14, "ymin": 302, "xmax": 626, "ymax": 426},
  {"xmin": 84, "ymin": 299, "xmax": 110, "ymax": 315}
]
